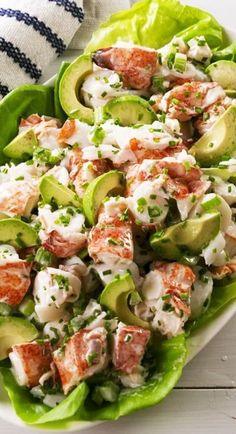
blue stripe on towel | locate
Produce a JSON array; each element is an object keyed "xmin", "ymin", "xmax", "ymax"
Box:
[
  {"xmin": 0, "ymin": 81, "xmax": 9, "ymax": 97},
  {"xmin": 48, "ymin": 0, "xmax": 84, "ymax": 23},
  {"xmin": 0, "ymin": 8, "xmax": 66, "ymax": 55},
  {"xmin": 0, "ymin": 37, "xmax": 41, "ymax": 80}
]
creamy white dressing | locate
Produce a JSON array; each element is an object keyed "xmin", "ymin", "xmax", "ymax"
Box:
[
  {"xmin": 212, "ymin": 177, "xmax": 236, "ymax": 206},
  {"xmin": 62, "ymin": 120, "xmax": 92, "ymax": 147},
  {"xmin": 82, "ymin": 144, "xmax": 137, "ymax": 165}
]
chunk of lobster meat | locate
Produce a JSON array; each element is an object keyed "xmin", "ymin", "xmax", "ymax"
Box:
[
  {"xmin": 129, "ymin": 139, "xmax": 187, "ymax": 164},
  {"xmin": 58, "ymin": 119, "xmax": 77, "ymax": 144},
  {"xmin": 211, "ymin": 261, "xmax": 236, "ymax": 280},
  {"xmin": 42, "ymin": 230, "xmax": 87, "ymax": 258},
  {"xmin": 73, "ymin": 159, "xmax": 113, "ymax": 197},
  {"xmin": 0, "ymin": 180, "xmax": 39, "ymax": 218},
  {"xmin": 39, "ymin": 205, "xmax": 87, "ymax": 258},
  {"xmin": 137, "ymin": 262, "xmax": 196, "ymax": 337},
  {"xmin": 194, "ymin": 97, "xmax": 235, "ymax": 135},
  {"xmin": 9, "ymin": 341, "xmax": 53, "ymax": 387},
  {"xmin": 112, "ymin": 324, "xmax": 150, "ymax": 374},
  {"xmin": 19, "ymin": 115, "xmax": 61, "ymax": 134},
  {"xmin": 153, "ymin": 261, "xmax": 195, "ymax": 301},
  {"xmin": 88, "ymin": 224, "xmax": 133, "ymax": 263},
  {"xmin": 53, "ymin": 327, "xmax": 108, "ymax": 394},
  {"xmin": 0, "ymin": 260, "xmax": 32, "ymax": 305},
  {"xmin": 158, "ymin": 81, "xmax": 225, "ymax": 121},
  {"xmin": 92, "ymin": 47, "xmax": 157, "ymax": 89}
]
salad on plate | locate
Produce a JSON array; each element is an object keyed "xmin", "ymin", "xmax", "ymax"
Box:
[{"xmin": 1, "ymin": 0, "xmax": 236, "ymax": 428}]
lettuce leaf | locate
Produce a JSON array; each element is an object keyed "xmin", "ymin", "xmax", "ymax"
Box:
[
  {"xmin": 85, "ymin": 0, "xmax": 223, "ymax": 53},
  {"xmin": 0, "ymin": 334, "xmax": 186, "ymax": 426},
  {"xmin": 188, "ymin": 280, "xmax": 236, "ymax": 333},
  {"xmin": 212, "ymin": 43, "xmax": 236, "ymax": 62},
  {"xmin": 0, "ymin": 84, "xmax": 55, "ymax": 165}
]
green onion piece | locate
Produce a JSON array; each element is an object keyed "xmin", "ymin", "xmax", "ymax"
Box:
[
  {"xmin": 0, "ymin": 302, "xmax": 13, "ymax": 316},
  {"xmin": 152, "ymin": 76, "xmax": 165, "ymax": 93},
  {"xmin": 19, "ymin": 297, "xmax": 35, "ymax": 317},
  {"xmin": 35, "ymin": 247, "xmax": 54, "ymax": 268},
  {"xmin": 92, "ymin": 381, "xmax": 120, "ymax": 405},
  {"xmin": 174, "ymin": 53, "xmax": 187, "ymax": 73}
]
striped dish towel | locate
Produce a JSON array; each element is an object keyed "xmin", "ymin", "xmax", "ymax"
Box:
[{"xmin": 0, "ymin": 0, "xmax": 84, "ymax": 99}]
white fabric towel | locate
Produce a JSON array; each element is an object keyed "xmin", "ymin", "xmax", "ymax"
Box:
[{"xmin": 0, "ymin": 0, "xmax": 84, "ymax": 98}]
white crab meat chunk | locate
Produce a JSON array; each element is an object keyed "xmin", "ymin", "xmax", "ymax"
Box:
[
  {"xmin": 53, "ymin": 327, "xmax": 108, "ymax": 394},
  {"xmin": 0, "ymin": 161, "xmax": 44, "ymax": 184},
  {"xmin": 190, "ymin": 267, "xmax": 213, "ymax": 319},
  {"xmin": 38, "ymin": 205, "xmax": 87, "ymax": 258},
  {"xmin": 128, "ymin": 177, "xmax": 169, "ymax": 226},
  {"xmin": 9, "ymin": 341, "xmax": 52, "ymax": 387},
  {"xmin": 46, "ymin": 166, "xmax": 69, "ymax": 186},
  {"xmin": 81, "ymin": 68, "xmax": 147, "ymax": 109},
  {"xmin": 43, "ymin": 314, "xmax": 69, "ymax": 345},
  {"xmin": 92, "ymin": 259, "xmax": 143, "ymax": 288},
  {"xmin": 187, "ymin": 37, "xmax": 212, "ymax": 62},
  {"xmin": 201, "ymin": 232, "xmax": 227, "ymax": 266},
  {"xmin": 71, "ymin": 299, "xmax": 110, "ymax": 331},
  {"xmin": 212, "ymin": 177, "xmax": 236, "ymax": 206},
  {"xmin": 0, "ymin": 179, "xmax": 39, "ymax": 217},
  {"xmin": 33, "ymin": 267, "xmax": 81, "ymax": 323},
  {"xmin": 136, "ymin": 262, "xmax": 195, "ymax": 337}
]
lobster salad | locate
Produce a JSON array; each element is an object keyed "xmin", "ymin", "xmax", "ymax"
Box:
[{"xmin": 1, "ymin": 0, "xmax": 236, "ymax": 426}]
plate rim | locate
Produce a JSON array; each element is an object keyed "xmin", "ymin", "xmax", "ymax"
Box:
[{"xmin": 1, "ymin": 24, "xmax": 236, "ymax": 433}]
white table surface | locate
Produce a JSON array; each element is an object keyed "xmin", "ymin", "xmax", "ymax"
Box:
[{"xmin": 1, "ymin": 1, "xmax": 236, "ymax": 433}]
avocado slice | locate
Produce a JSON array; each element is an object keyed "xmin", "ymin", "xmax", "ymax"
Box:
[
  {"xmin": 3, "ymin": 129, "xmax": 38, "ymax": 161},
  {"xmin": 100, "ymin": 272, "xmax": 150, "ymax": 329},
  {"xmin": 99, "ymin": 95, "xmax": 157, "ymax": 126},
  {"xmin": 40, "ymin": 175, "xmax": 81, "ymax": 208},
  {"xmin": 54, "ymin": 61, "xmax": 70, "ymax": 122},
  {"xmin": 150, "ymin": 212, "xmax": 220, "ymax": 260},
  {"xmin": 203, "ymin": 167, "xmax": 236, "ymax": 183},
  {"xmin": 189, "ymin": 106, "xmax": 236, "ymax": 166},
  {"xmin": 0, "ymin": 218, "xmax": 39, "ymax": 249},
  {"xmin": 206, "ymin": 61, "xmax": 236, "ymax": 90},
  {"xmin": 59, "ymin": 54, "xmax": 94, "ymax": 125},
  {"xmin": 0, "ymin": 316, "xmax": 38, "ymax": 360},
  {"xmin": 225, "ymin": 90, "xmax": 236, "ymax": 98},
  {"xmin": 83, "ymin": 170, "xmax": 124, "ymax": 225}
]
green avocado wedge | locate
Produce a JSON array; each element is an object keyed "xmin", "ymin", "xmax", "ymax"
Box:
[
  {"xmin": 150, "ymin": 212, "xmax": 220, "ymax": 260},
  {"xmin": 39, "ymin": 175, "xmax": 81, "ymax": 208},
  {"xmin": 206, "ymin": 60, "xmax": 236, "ymax": 89},
  {"xmin": 0, "ymin": 316, "xmax": 38, "ymax": 360},
  {"xmin": 202, "ymin": 167, "xmax": 236, "ymax": 183},
  {"xmin": 0, "ymin": 219, "xmax": 39, "ymax": 249},
  {"xmin": 100, "ymin": 273, "xmax": 150, "ymax": 329},
  {"xmin": 3, "ymin": 128, "xmax": 38, "ymax": 161},
  {"xmin": 189, "ymin": 106, "xmax": 236, "ymax": 166},
  {"xmin": 83, "ymin": 170, "xmax": 125, "ymax": 226},
  {"xmin": 54, "ymin": 61, "xmax": 70, "ymax": 122},
  {"xmin": 99, "ymin": 95, "xmax": 157, "ymax": 126},
  {"xmin": 59, "ymin": 54, "xmax": 94, "ymax": 125}
]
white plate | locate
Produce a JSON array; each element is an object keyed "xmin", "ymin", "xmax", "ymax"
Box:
[{"xmin": 0, "ymin": 25, "xmax": 236, "ymax": 433}]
